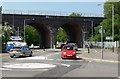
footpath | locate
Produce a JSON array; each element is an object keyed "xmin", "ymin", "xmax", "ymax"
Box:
[{"xmin": 78, "ymin": 48, "xmax": 119, "ymax": 63}]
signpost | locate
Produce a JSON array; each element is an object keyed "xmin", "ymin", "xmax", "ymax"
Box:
[
  {"xmin": 99, "ymin": 26, "xmax": 105, "ymax": 59},
  {"xmin": 106, "ymin": 36, "xmax": 113, "ymax": 41}
]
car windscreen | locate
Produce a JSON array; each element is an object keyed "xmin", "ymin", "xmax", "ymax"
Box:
[{"xmin": 64, "ymin": 46, "xmax": 74, "ymax": 50}]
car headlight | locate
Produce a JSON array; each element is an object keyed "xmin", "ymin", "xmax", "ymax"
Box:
[
  {"xmin": 63, "ymin": 52, "xmax": 66, "ymax": 55},
  {"xmin": 73, "ymin": 52, "xmax": 76, "ymax": 54}
]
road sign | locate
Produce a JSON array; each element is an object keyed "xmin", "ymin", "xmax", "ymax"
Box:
[
  {"xmin": 99, "ymin": 28, "xmax": 105, "ymax": 34},
  {"xmin": 106, "ymin": 36, "xmax": 113, "ymax": 41}
]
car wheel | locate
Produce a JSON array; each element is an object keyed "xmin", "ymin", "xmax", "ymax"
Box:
[{"xmin": 10, "ymin": 56, "xmax": 14, "ymax": 58}]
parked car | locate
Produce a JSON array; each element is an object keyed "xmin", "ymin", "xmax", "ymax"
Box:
[
  {"xmin": 67, "ymin": 43, "xmax": 78, "ymax": 51},
  {"xmin": 60, "ymin": 44, "xmax": 66, "ymax": 49},
  {"xmin": 8, "ymin": 46, "xmax": 32, "ymax": 58},
  {"xmin": 61, "ymin": 44, "xmax": 77, "ymax": 59}
]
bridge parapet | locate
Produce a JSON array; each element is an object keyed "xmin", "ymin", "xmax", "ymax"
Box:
[{"xmin": 2, "ymin": 9, "xmax": 104, "ymax": 17}]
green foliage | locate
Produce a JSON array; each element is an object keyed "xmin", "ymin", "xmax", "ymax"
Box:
[
  {"xmin": 1, "ymin": 25, "xmax": 14, "ymax": 52},
  {"xmin": 25, "ymin": 25, "xmax": 40, "ymax": 46},
  {"xmin": 70, "ymin": 12, "xmax": 81, "ymax": 17},
  {"xmin": 56, "ymin": 27, "xmax": 67, "ymax": 42},
  {"xmin": 104, "ymin": 2, "xmax": 119, "ymax": 18},
  {"xmin": 1, "ymin": 25, "xmax": 13, "ymax": 43},
  {"xmin": 91, "ymin": 1, "xmax": 120, "ymax": 41}
]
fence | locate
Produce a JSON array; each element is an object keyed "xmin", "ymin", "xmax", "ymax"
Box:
[{"xmin": 85, "ymin": 41, "xmax": 120, "ymax": 48}]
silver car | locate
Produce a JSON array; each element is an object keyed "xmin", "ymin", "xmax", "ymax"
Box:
[
  {"xmin": 9, "ymin": 46, "xmax": 32, "ymax": 58},
  {"xmin": 67, "ymin": 43, "xmax": 78, "ymax": 51}
]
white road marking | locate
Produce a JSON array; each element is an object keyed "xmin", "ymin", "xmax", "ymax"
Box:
[
  {"xmin": 0, "ymin": 67, "xmax": 12, "ymax": 70},
  {"xmin": 55, "ymin": 63, "xmax": 71, "ymax": 67},
  {"xmin": 60, "ymin": 63, "xmax": 71, "ymax": 67},
  {"xmin": 3, "ymin": 63, "xmax": 56, "ymax": 69},
  {"xmin": 17, "ymin": 56, "xmax": 47, "ymax": 60},
  {"xmin": 46, "ymin": 53, "xmax": 60, "ymax": 57},
  {"xmin": 17, "ymin": 52, "xmax": 60, "ymax": 60},
  {"xmin": 17, "ymin": 69, "xmax": 49, "ymax": 71},
  {"xmin": 17, "ymin": 56, "xmax": 83, "ymax": 62}
]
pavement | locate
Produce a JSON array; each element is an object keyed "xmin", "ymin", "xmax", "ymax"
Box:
[{"xmin": 78, "ymin": 48, "xmax": 119, "ymax": 63}]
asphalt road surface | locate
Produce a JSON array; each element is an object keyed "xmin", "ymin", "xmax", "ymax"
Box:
[{"xmin": 1, "ymin": 49, "xmax": 88, "ymax": 77}]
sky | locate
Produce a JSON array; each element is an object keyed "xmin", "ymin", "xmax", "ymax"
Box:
[{"xmin": 1, "ymin": 2, "xmax": 105, "ymax": 17}]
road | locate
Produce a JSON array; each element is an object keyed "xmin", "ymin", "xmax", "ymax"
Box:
[{"xmin": 1, "ymin": 49, "xmax": 88, "ymax": 77}]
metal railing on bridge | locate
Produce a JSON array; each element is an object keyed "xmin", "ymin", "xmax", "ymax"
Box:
[{"xmin": 2, "ymin": 9, "xmax": 104, "ymax": 17}]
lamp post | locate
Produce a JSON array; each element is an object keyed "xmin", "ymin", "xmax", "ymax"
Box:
[{"xmin": 24, "ymin": 18, "xmax": 34, "ymax": 42}]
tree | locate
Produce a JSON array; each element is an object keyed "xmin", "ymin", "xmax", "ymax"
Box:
[
  {"xmin": 91, "ymin": 1, "xmax": 120, "ymax": 41},
  {"xmin": 1, "ymin": 25, "xmax": 14, "ymax": 52},
  {"xmin": 25, "ymin": 25, "xmax": 40, "ymax": 46},
  {"xmin": 104, "ymin": 2, "xmax": 119, "ymax": 18},
  {"xmin": 70, "ymin": 12, "xmax": 81, "ymax": 17},
  {"xmin": 56, "ymin": 27, "xmax": 67, "ymax": 42}
]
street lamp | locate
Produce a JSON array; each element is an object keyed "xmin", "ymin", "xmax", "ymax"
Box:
[
  {"xmin": 24, "ymin": 18, "xmax": 34, "ymax": 42},
  {"xmin": 98, "ymin": 4, "xmax": 114, "ymax": 52}
]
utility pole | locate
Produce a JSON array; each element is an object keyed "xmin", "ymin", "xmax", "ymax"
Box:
[{"xmin": 112, "ymin": 4, "xmax": 114, "ymax": 52}]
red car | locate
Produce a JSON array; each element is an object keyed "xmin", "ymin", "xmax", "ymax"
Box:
[{"xmin": 61, "ymin": 45, "xmax": 76, "ymax": 59}]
